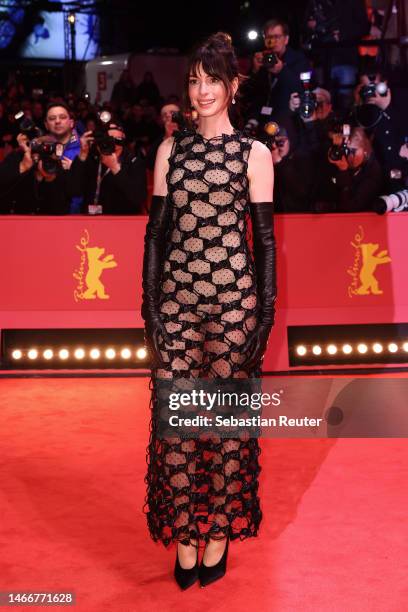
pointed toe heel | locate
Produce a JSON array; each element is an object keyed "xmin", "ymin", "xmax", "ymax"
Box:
[
  {"xmin": 174, "ymin": 550, "xmax": 199, "ymax": 590},
  {"xmin": 199, "ymin": 537, "xmax": 229, "ymax": 587}
]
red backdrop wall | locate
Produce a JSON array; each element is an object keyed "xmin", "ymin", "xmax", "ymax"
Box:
[{"xmin": 1, "ymin": 212, "xmax": 408, "ymax": 371}]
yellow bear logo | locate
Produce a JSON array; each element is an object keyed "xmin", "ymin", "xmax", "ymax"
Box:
[
  {"xmin": 81, "ymin": 246, "xmax": 117, "ymax": 299},
  {"xmin": 351, "ymin": 242, "xmax": 391, "ymax": 295}
]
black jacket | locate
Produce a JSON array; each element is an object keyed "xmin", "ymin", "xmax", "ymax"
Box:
[
  {"xmin": 69, "ymin": 149, "xmax": 147, "ymax": 214},
  {"xmin": 0, "ymin": 150, "xmax": 72, "ymax": 215}
]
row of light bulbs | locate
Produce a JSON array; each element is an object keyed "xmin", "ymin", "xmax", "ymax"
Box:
[
  {"xmin": 296, "ymin": 342, "xmax": 408, "ymax": 357},
  {"xmin": 11, "ymin": 347, "xmax": 148, "ymax": 361}
]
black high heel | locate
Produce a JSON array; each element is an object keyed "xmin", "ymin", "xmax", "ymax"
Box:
[
  {"xmin": 199, "ymin": 536, "xmax": 229, "ymax": 587},
  {"xmin": 174, "ymin": 545, "xmax": 199, "ymax": 590}
]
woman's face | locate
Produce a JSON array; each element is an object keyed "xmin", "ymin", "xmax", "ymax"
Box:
[{"xmin": 188, "ymin": 64, "xmax": 234, "ymax": 118}]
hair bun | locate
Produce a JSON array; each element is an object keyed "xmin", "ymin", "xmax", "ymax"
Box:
[{"xmin": 210, "ymin": 32, "xmax": 233, "ymax": 49}]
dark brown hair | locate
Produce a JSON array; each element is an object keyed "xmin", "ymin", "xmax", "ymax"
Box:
[{"xmin": 184, "ymin": 32, "xmax": 241, "ymax": 110}]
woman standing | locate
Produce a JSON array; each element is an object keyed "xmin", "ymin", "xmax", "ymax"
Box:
[{"xmin": 142, "ymin": 32, "xmax": 276, "ymax": 589}]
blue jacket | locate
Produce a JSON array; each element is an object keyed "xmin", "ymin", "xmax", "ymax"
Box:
[{"xmin": 63, "ymin": 130, "xmax": 83, "ymax": 213}]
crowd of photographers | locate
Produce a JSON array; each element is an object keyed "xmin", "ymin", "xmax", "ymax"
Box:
[{"xmin": 1, "ymin": 3, "xmax": 408, "ymax": 215}]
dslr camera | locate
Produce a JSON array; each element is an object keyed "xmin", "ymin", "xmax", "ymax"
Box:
[
  {"xmin": 262, "ymin": 50, "xmax": 279, "ymax": 68},
  {"xmin": 360, "ymin": 75, "xmax": 388, "ymax": 104},
  {"xmin": 328, "ymin": 124, "xmax": 351, "ymax": 162},
  {"xmin": 92, "ymin": 111, "xmax": 125, "ymax": 155},
  {"xmin": 15, "ymin": 111, "xmax": 63, "ymax": 174},
  {"xmin": 297, "ymin": 72, "xmax": 317, "ymax": 120}
]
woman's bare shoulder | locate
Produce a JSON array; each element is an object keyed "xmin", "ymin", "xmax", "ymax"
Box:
[{"xmin": 157, "ymin": 136, "xmax": 175, "ymax": 160}]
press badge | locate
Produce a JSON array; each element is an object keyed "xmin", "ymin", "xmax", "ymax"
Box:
[{"xmin": 261, "ymin": 106, "xmax": 273, "ymax": 116}]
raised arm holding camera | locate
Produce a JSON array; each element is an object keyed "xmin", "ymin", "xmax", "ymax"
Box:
[{"xmin": 69, "ymin": 113, "xmax": 147, "ymax": 214}]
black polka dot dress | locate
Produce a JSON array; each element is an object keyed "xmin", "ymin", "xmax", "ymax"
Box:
[{"xmin": 144, "ymin": 129, "xmax": 263, "ymax": 547}]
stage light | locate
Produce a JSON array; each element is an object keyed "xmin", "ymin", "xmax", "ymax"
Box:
[
  {"xmin": 403, "ymin": 342, "xmax": 408, "ymax": 353},
  {"xmin": 327, "ymin": 344, "xmax": 337, "ymax": 355},
  {"xmin": 388, "ymin": 343, "xmax": 398, "ymax": 353},
  {"xmin": 136, "ymin": 347, "xmax": 147, "ymax": 360},
  {"xmin": 247, "ymin": 30, "xmax": 258, "ymax": 40},
  {"xmin": 106, "ymin": 348, "xmax": 116, "ymax": 359},
  {"xmin": 121, "ymin": 348, "xmax": 132, "ymax": 359},
  {"xmin": 312, "ymin": 345, "xmax": 322, "ymax": 356},
  {"xmin": 12, "ymin": 349, "xmax": 22, "ymax": 360},
  {"xmin": 90, "ymin": 348, "xmax": 100, "ymax": 360},
  {"xmin": 373, "ymin": 343, "xmax": 383, "ymax": 354},
  {"xmin": 357, "ymin": 343, "xmax": 367, "ymax": 354},
  {"xmin": 43, "ymin": 349, "xmax": 53, "ymax": 360},
  {"xmin": 74, "ymin": 348, "xmax": 85, "ymax": 360},
  {"xmin": 59, "ymin": 349, "xmax": 69, "ymax": 360},
  {"xmin": 28, "ymin": 349, "xmax": 38, "ymax": 360},
  {"xmin": 67, "ymin": 12, "xmax": 76, "ymax": 24},
  {"xmin": 342, "ymin": 344, "xmax": 352, "ymax": 354},
  {"xmin": 296, "ymin": 345, "xmax": 307, "ymax": 356}
]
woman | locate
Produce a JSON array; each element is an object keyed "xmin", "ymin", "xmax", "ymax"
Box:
[{"xmin": 141, "ymin": 32, "xmax": 276, "ymax": 590}]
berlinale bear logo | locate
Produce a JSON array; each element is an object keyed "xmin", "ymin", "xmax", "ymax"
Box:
[
  {"xmin": 73, "ymin": 229, "xmax": 118, "ymax": 302},
  {"xmin": 348, "ymin": 226, "xmax": 391, "ymax": 297}
]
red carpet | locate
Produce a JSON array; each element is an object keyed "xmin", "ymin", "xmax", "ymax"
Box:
[{"xmin": 1, "ymin": 377, "xmax": 407, "ymax": 611}]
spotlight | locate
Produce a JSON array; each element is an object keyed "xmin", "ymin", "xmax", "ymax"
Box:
[
  {"xmin": 296, "ymin": 345, "xmax": 307, "ymax": 356},
  {"xmin": 59, "ymin": 349, "xmax": 69, "ymax": 360},
  {"xmin": 43, "ymin": 349, "xmax": 53, "ymax": 360},
  {"xmin": 67, "ymin": 12, "xmax": 76, "ymax": 24},
  {"xmin": 28, "ymin": 349, "xmax": 38, "ymax": 360},
  {"xmin": 388, "ymin": 343, "xmax": 398, "ymax": 353},
  {"xmin": 327, "ymin": 344, "xmax": 337, "ymax": 355},
  {"xmin": 90, "ymin": 348, "xmax": 100, "ymax": 360},
  {"xmin": 106, "ymin": 348, "xmax": 116, "ymax": 359},
  {"xmin": 121, "ymin": 348, "xmax": 132, "ymax": 359},
  {"xmin": 342, "ymin": 344, "xmax": 353, "ymax": 355},
  {"xmin": 403, "ymin": 342, "xmax": 408, "ymax": 353},
  {"xmin": 357, "ymin": 343, "xmax": 367, "ymax": 354},
  {"xmin": 12, "ymin": 350, "xmax": 22, "ymax": 360},
  {"xmin": 372, "ymin": 343, "xmax": 383, "ymax": 354},
  {"xmin": 74, "ymin": 348, "xmax": 85, "ymax": 360},
  {"xmin": 247, "ymin": 30, "xmax": 258, "ymax": 41},
  {"xmin": 136, "ymin": 347, "xmax": 147, "ymax": 360},
  {"xmin": 312, "ymin": 345, "xmax": 322, "ymax": 356}
]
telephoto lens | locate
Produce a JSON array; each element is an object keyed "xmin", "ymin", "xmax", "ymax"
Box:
[{"xmin": 374, "ymin": 190, "xmax": 408, "ymax": 214}]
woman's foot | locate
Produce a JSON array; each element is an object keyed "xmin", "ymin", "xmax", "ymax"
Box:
[
  {"xmin": 202, "ymin": 537, "xmax": 228, "ymax": 567},
  {"xmin": 199, "ymin": 536, "xmax": 229, "ymax": 587},
  {"xmin": 177, "ymin": 540, "xmax": 198, "ymax": 569},
  {"xmin": 174, "ymin": 539, "xmax": 199, "ymax": 590}
]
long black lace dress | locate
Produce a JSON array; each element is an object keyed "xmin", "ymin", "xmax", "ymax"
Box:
[{"xmin": 144, "ymin": 129, "xmax": 263, "ymax": 547}]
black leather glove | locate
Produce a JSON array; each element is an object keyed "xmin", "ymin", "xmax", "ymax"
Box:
[
  {"xmin": 242, "ymin": 202, "xmax": 277, "ymax": 370},
  {"xmin": 141, "ymin": 194, "xmax": 173, "ymax": 368}
]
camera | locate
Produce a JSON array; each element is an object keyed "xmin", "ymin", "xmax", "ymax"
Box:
[
  {"xmin": 92, "ymin": 111, "xmax": 125, "ymax": 155},
  {"xmin": 15, "ymin": 111, "xmax": 42, "ymax": 140},
  {"xmin": 262, "ymin": 50, "xmax": 278, "ymax": 67},
  {"xmin": 297, "ymin": 72, "xmax": 317, "ymax": 120},
  {"xmin": 360, "ymin": 75, "xmax": 388, "ymax": 104},
  {"xmin": 328, "ymin": 124, "xmax": 351, "ymax": 162},
  {"xmin": 374, "ymin": 189, "xmax": 408, "ymax": 214},
  {"xmin": 30, "ymin": 137, "xmax": 64, "ymax": 174},
  {"xmin": 264, "ymin": 121, "xmax": 281, "ymax": 146}
]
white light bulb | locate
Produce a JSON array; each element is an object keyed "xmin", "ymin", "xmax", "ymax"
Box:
[
  {"xmin": 357, "ymin": 343, "xmax": 368, "ymax": 354},
  {"xmin": 342, "ymin": 344, "xmax": 353, "ymax": 354},
  {"xmin": 74, "ymin": 348, "xmax": 85, "ymax": 359},
  {"xmin": 106, "ymin": 348, "xmax": 116, "ymax": 359},
  {"xmin": 121, "ymin": 348, "xmax": 132, "ymax": 359},
  {"xmin": 296, "ymin": 345, "xmax": 307, "ymax": 356},
  {"xmin": 90, "ymin": 348, "xmax": 100, "ymax": 359},
  {"xmin": 312, "ymin": 345, "xmax": 322, "ymax": 356},
  {"xmin": 59, "ymin": 349, "xmax": 69, "ymax": 360},
  {"xmin": 327, "ymin": 344, "xmax": 337, "ymax": 355},
  {"xmin": 247, "ymin": 30, "xmax": 258, "ymax": 41},
  {"xmin": 43, "ymin": 349, "xmax": 53, "ymax": 360},
  {"xmin": 403, "ymin": 342, "xmax": 408, "ymax": 353},
  {"xmin": 12, "ymin": 349, "xmax": 22, "ymax": 360},
  {"xmin": 28, "ymin": 349, "xmax": 38, "ymax": 360},
  {"xmin": 388, "ymin": 343, "xmax": 398, "ymax": 353},
  {"xmin": 373, "ymin": 343, "xmax": 383, "ymax": 354},
  {"xmin": 136, "ymin": 347, "xmax": 147, "ymax": 360}
]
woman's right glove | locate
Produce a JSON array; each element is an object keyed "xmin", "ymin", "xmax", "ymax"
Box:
[
  {"xmin": 141, "ymin": 194, "xmax": 173, "ymax": 367},
  {"xmin": 241, "ymin": 202, "xmax": 277, "ymax": 370}
]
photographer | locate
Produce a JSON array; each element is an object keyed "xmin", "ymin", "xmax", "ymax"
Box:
[
  {"xmin": 0, "ymin": 127, "xmax": 74, "ymax": 215},
  {"xmin": 353, "ymin": 70, "xmax": 408, "ymax": 191},
  {"xmin": 270, "ymin": 127, "xmax": 316, "ymax": 213},
  {"xmin": 242, "ymin": 18, "xmax": 311, "ymax": 126},
  {"xmin": 69, "ymin": 121, "xmax": 147, "ymax": 215},
  {"xmin": 315, "ymin": 126, "xmax": 383, "ymax": 212},
  {"xmin": 303, "ymin": 0, "xmax": 370, "ymax": 110}
]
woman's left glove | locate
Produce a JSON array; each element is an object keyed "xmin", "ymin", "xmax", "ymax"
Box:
[
  {"xmin": 141, "ymin": 195, "xmax": 173, "ymax": 367},
  {"xmin": 241, "ymin": 202, "xmax": 277, "ymax": 370}
]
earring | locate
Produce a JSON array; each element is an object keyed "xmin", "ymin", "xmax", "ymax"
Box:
[{"xmin": 232, "ymin": 97, "xmax": 236, "ymax": 105}]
